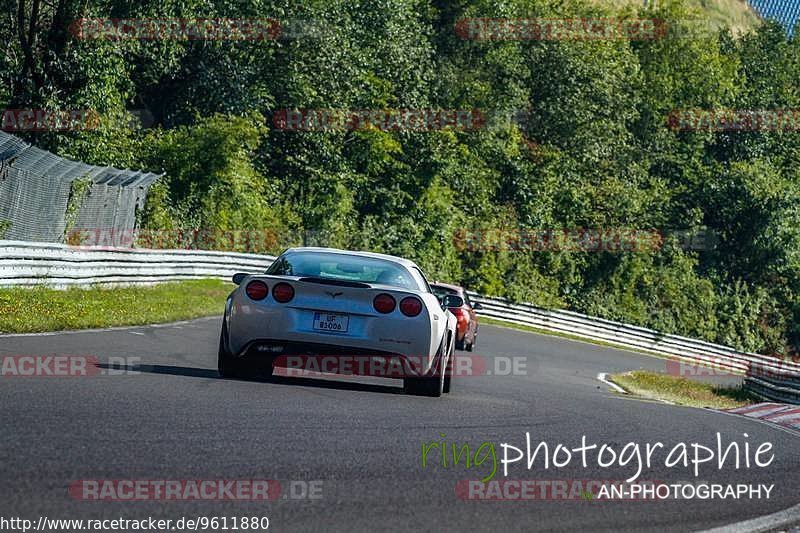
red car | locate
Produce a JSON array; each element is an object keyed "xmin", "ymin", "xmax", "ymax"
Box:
[{"xmin": 430, "ymin": 282, "xmax": 481, "ymax": 351}]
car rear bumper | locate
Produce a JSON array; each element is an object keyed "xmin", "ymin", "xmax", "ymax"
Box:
[{"xmin": 233, "ymin": 339, "xmax": 437, "ymax": 377}]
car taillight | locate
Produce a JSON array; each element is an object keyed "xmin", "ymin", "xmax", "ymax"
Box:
[
  {"xmin": 245, "ymin": 280, "xmax": 268, "ymax": 301},
  {"xmin": 373, "ymin": 293, "xmax": 396, "ymax": 314},
  {"xmin": 272, "ymin": 282, "xmax": 295, "ymax": 303},
  {"xmin": 399, "ymin": 297, "xmax": 423, "ymax": 317}
]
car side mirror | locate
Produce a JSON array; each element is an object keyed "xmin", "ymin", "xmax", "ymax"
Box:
[
  {"xmin": 232, "ymin": 272, "xmax": 248, "ymax": 285},
  {"xmin": 442, "ymin": 294, "xmax": 465, "ymax": 309},
  {"xmin": 473, "ymin": 302, "xmax": 483, "ymax": 310}
]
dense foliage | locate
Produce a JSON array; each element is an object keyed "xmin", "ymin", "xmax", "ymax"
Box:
[{"xmin": 2, "ymin": 0, "xmax": 799, "ymax": 356}]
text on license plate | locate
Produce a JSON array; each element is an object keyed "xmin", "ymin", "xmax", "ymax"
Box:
[{"xmin": 313, "ymin": 312, "xmax": 350, "ymax": 333}]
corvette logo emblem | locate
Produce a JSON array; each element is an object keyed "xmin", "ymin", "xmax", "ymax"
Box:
[{"xmin": 326, "ymin": 291, "xmax": 343, "ymax": 298}]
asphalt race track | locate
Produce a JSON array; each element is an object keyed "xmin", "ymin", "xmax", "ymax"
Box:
[{"xmin": 1, "ymin": 318, "xmax": 799, "ymax": 532}]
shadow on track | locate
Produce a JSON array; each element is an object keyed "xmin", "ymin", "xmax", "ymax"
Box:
[{"xmin": 94, "ymin": 363, "xmax": 405, "ymax": 395}]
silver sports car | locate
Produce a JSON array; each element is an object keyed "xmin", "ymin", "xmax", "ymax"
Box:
[{"xmin": 218, "ymin": 247, "xmax": 461, "ymax": 396}]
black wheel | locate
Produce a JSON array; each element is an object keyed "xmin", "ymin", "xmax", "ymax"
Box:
[
  {"xmin": 443, "ymin": 342, "xmax": 455, "ymax": 394},
  {"xmin": 404, "ymin": 372, "xmax": 443, "ymax": 397},
  {"xmin": 217, "ymin": 321, "xmax": 251, "ymax": 379},
  {"xmin": 467, "ymin": 329, "xmax": 477, "ymax": 352},
  {"xmin": 404, "ymin": 336, "xmax": 448, "ymax": 397},
  {"xmin": 251, "ymin": 356, "xmax": 275, "ymax": 378}
]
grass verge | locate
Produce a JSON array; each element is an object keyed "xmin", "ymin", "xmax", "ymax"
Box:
[
  {"xmin": 610, "ymin": 370, "xmax": 757, "ymax": 409},
  {"xmin": 0, "ymin": 279, "xmax": 232, "ymax": 334}
]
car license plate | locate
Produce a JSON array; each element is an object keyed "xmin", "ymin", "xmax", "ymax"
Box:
[{"xmin": 313, "ymin": 312, "xmax": 349, "ymax": 333}]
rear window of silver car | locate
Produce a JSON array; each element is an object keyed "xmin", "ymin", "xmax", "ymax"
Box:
[{"xmin": 267, "ymin": 251, "xmax": 420, "ymax": 290}]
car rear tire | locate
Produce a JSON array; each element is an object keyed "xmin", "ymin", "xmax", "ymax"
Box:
[
  {"xmin": 404, "ymin": 336, "xmax": 449, "ymax": 397},
  {"xmin": 404, "ymin": 370, "xmax": 444, "ymax": 397},
  {"xmin": 218, "ymin": 321, "xmax": 252, "ymax": 379},
  {"xmin": 443, "ymin": 342, "xmax": 455, "ymax": 394}
]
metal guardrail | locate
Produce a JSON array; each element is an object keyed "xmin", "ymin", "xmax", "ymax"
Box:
[
  {"xmin": 744, "ymin": 362, "xmax": 800, "ymax": 404},
  {"xmin": 466, "ymin": 292, "xmax": 800, "ymax": 405},
  {"xmin": 1, "ymin": 240, "xmax": 797, "ymax": 404},
  {"xmin": 0, "ymin": 240, "xmax": 275, "ymax": 286}
]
